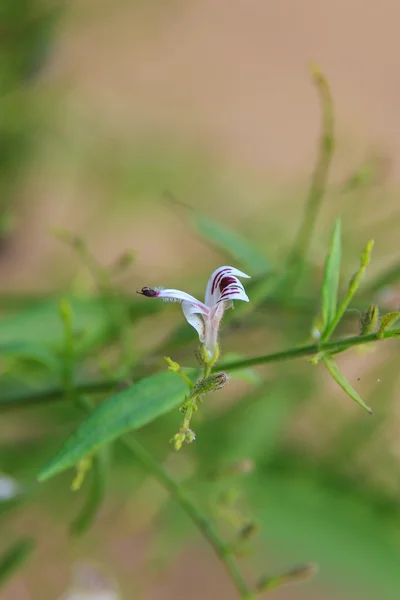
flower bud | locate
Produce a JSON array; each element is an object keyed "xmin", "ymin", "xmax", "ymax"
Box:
[
  {"xmin": 164, "ymin": 356, "xmax": 181, "ymax": 372},
  {"xmin": 360, "ymin": 304, "xmax": 379, "ymax": 335},
  {"xmin": 191, "ymin": 372, "xmax": 230, "ymax": 397},
  {"xmin": 171, "ymin": 432, "xmax": 185, "ymax": 451}
]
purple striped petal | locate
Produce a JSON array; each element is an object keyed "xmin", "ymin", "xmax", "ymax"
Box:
[{"xmin": 204, "ymin": 266, "xmax": 250, "ymax": 307}]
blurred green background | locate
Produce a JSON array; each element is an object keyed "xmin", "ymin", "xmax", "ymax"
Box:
[{"xmin": 1, "ymin": 1, "xmax": 400, "ymax": 599}]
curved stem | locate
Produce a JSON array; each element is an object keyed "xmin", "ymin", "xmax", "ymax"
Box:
[{"xmin": 122, "ymin": 436, "xmax": 252, "ymax": 599}]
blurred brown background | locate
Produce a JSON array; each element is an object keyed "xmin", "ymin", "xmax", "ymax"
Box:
[{"xmin": 1, "ymin": 1, "xmax": 400, "ymax": 599}]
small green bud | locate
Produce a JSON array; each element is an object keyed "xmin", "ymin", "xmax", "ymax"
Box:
[
  {"xmin": 191, "ymin": 372, "xmax": 229, "ymax": 397},
  {"xmin": 71, "ymin": 457, "xmax": 92, "ymax": 491},
  {"xmin": 360, "ymin": 304, "xmax": 379, "ymax": 335},
  {"xmin": 171, "ymin": 432, "xmax": 185, "ymax": 451},
  {"xmin": 164, "ymin": 356, "xmax": 181, "ymax": 372}
]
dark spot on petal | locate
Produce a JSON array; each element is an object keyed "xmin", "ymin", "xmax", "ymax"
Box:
[
  {"xmin": 219, "ymin": 276, "xmax": 237, "ymax": 292},
  {"xmin": 137, "ymin": 287, "xmax": 159, "ymax": 297}
]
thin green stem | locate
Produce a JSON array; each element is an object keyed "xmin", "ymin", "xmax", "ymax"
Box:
[
  {"xmin": 215, "ymin": 329, "xmax": 399, "ymax": 373},
  {"xmin": 177, "ymin": 369, "xmax": 194, "ymax": 388},
  {"xmin": 121, "ymin": 436, "xmax": 252, "ymax": 599},
  {"xmin": 2, "ymin": 330, "xmax": 399, "ymax": 411},
  {"xmin": 284, "ymin": 65, "xmax": 334, "ymax": 289}
]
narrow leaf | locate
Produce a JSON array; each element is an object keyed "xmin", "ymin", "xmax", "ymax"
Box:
[
  {"xmin": 191, "ymin": 213, "xmax": 267, "ymax": 275},
  {"xmin": 377, "ymin": 311, "xmax": 400, "ymax": 339},
  {"xmin": 321, "ymin": 218, "xmax": 342, "ymax": 333},
  {"xmin": 0, "ymin": 538, "xmax": 35, "ymax": 588},
  {"xmin": 37, "ymin": 372, "xmax": 188, "ymax": 482},
  {"xmin": 70, "ymin": 447, "xmax": 108, "ymax": 536},
  {"xmin": 258, "ymin": 562, "xmax": 317, "ymax": 592},
  {"xmin": 322, "ymin": 238, "xmax": 374, "ymax": 341},
  {"xmin": 323, "ymin": 357, "xmax": 373, "ymax": 414}
]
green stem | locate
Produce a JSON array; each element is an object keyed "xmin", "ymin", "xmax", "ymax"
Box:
[
  {"xmin": 122, "ymin": 436, "xmax": 252, "ymax": 599},
  {"xmin": 71, "ymin": 398, "xmax": 251, "ymax": 595},
  {"xmin": 2, "ymin": 330, "xmax": 399, "ymax": 411},
  {"xmin": 284, "ymin": 66, "xmax": 334, "ymax": 287},
  {"xmin": 216, "ymin": 329, "xmax": 399, "ymax": 372}
]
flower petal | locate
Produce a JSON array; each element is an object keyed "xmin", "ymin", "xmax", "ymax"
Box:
[
  {"xmin": 204, "ymin": 266, "xmax": 251, "ymax": 307},
  {"xmin": 138, "ymin": 287, "xmax": 208, "ymax": 313},
  {"xmin": 182, "ymin": 300, "xmax": 206, "ymax": 342}
]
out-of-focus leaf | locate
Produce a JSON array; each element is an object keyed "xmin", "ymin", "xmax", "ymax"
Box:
[
  {"xmin": 321, "ymin": 218, "xmax": 341, "ymax": 334},
  {"xmin": 323, "ymin": 357, "xmax": 373, "ymax": 414},
  {"xmin": 365, "ymin": 261, "xmax": 400, "ymax": 295},
  {"xmin": 250, "ymin": 474, "xmax": 400, "ymax": 600},
  {"xmin": 0, "ymin": 296, "xmax": 157, "ymax": 357},
  {"xmin": 38, "ymin": 372, "xmax": 188, "ymax": 482},
  {"xmin": 0, "ymin": 538, "xmax": 35, "ymax": 588},
  {"xmin": 0, "ymin": 342, "xmax": 59, "ymax": 369},
  {"xmin": 191, "ymin": 213, "xmax": 268, "ymax": 275},
  {"xmin": 0, "ymin": 297, "xmax": 113, "ymax": 351},
  {"xmin": 70, "ymin": 447, "xmax": 108, "ymax": 536}
]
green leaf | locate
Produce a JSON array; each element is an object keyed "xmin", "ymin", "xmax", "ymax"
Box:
[
  {"xmin": 0, "ymin": 341, "xmax": 59, "ymax": 369},
  {"xmin": 37, "ymin": 372, "xmax": 188, "ymax": 482},
  {"xmin": 0, "ymin": 538, "xmax": 35, "ymax": 588},
  {"xmin": 70, "ymin": 447, "xmax": 108, "ymax": 536},
  {"xmin": 0, "ymin": 297, "xmax": 113, "ymax": 351},
  {"xmin": 322, "ymin": 238, "xmax": 374, "ymax": 342},
  {"xmin": 377, "ymin": 311, "xmax": 400, "ymax": 340},
  {"xmin": 191, "ymin": 213, "xmax": 267, "ymax": 275},
  {"xmin": 321, "ymin": 218, "xmax": 342, "ymax": 335},
  {"xmin": 323, "ymin": 356, "xmax": 373, "ymax": 414}
]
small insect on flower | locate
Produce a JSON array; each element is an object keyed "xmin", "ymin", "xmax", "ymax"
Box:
[{"xmin": 137, "ymin": 266, "xmax": 250, "ymax": 357}]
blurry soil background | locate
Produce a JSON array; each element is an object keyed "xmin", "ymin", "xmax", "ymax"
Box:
[{"xmin": 1, "ymin": 1, "xmax": 400, "ymax": 599}]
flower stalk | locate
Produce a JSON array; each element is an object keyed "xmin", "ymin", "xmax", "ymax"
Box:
[{"xmin": 171, "ymin": 343, "xmax": 228, "ymax": 450}]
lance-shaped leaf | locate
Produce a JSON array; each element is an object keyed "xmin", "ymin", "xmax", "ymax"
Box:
[
  {"xmin": 322, "ymin": 238, "xmax": 374, "ymax": 342},
  {"xmin": 321, "ymin": 218, "xmax": 341, "ymax": 335},
  {"xmin": 191, "ymin": 213, "xmax": 267, "ymax": 275},
  {"xmin": 37, "ymin": 372, "xmax": 188, "ymax": 482},
  {"xmin": 323, "ymin": 356, "xmax": 373, "ymax": 414}
]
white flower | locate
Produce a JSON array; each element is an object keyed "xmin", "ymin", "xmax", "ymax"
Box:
[{"xmin": 138, "ymin": 266, "xmax": 250, "ymax": 357}]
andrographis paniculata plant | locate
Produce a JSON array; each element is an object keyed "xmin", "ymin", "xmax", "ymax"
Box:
[{"xmin": 138, "ymin": 266, "xmax": 250, "ymax": 448}]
